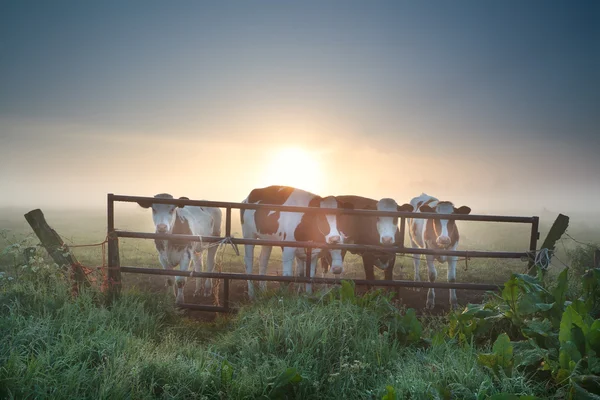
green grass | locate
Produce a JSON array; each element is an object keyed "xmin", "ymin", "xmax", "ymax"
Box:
[{"xmin": 0, "ymin": 267, "xmax": 546, "ymax": 399}]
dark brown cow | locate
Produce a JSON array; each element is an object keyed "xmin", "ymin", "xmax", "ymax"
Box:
[{"xmin": 320, "ymin": 195, "xmax": 412, "ymax": 281}]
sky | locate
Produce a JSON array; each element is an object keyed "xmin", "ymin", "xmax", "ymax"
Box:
[{"xmin": 0, "ymin": 0, "xmax": 599, "ymax": 216}]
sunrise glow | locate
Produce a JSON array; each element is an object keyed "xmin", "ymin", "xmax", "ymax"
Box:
[{"xmin": 260, "ymin": 147, "xmax": 325, "ymax": 195}]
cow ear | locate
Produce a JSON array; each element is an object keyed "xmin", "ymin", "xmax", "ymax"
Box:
[
  {"xmin": 454, "ymin": 206, "xmax": 471, "ymax": 215},
  {"xmin": 419, "ymin": 205, "xmax": 435, "ymax": 213},
  {"xmin": 397, "ymin": 204, "xmax": 413, "ymax": 212},
  {"xmin": 137, "ymin": 200, "xmax": 152, "ymax": 209},
  {"xmin": 177, "ymin": 197, "xmax": 189, "ymax": 208}
]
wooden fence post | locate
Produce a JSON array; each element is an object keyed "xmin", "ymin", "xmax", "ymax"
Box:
[
  {"xmin": 106, "ymin": 194, "xmax": 121, "ymax": 303},
  {"xmin": 594, "ymin": 249, "xmax": 600, "ymax": 269},
  {"xmin": 24, "ymin": 209, "xmax": 91, "ymax": 291}
]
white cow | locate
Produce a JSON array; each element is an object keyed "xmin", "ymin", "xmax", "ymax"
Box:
[
  {"xmin": 240, "ymin": 185, "xmax": 354, "ymax": 298},
  {"xmin": 137, "ymin": 193, "xmax": 222, "ymax": 303},
  {"xmin": 400, "ymin": 193, "xmax": 471, "ymax": 310}
]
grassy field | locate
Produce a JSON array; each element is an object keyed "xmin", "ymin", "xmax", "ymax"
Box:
[
  {"xmin": 1, "ymin": 205, "xmax": 598, "ymax": 307},
  {"xmin": 1, "ymin": 206, "xmax": 599, "ymax": 399}
]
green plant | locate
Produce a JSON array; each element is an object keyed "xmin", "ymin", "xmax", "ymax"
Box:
[
  {"xmin": 452, "ymin": 267, "xmax": 600, "ymax": 399},
  {"xmin": 478, "ymin": 333, "xmax": 514, "ymax": 378}
]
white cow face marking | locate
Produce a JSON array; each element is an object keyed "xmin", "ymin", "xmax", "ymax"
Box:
[
  {"xmin": 420, "ymin": 201, "xmax": 471, "ymax": 248},
  {"xmin": 433, "ymin": 202, "xmax": 454, "ymax": 247},
  {"xmin": 319, "ymin": 196, "xmax": 343, "ymax": 245},
  {"xmin": 137, "ymin": 193, "xmax": 184, "ymax": 233},
  {"xmin": 151, "ymin": 204, "xmax": 178, "ymax": 233},
  {"xmin": 316, "ymin": 196, "xmax": 354, "ymax": 274},
  {"xmin": 376, "ymin": 198, "xmax": 399, "ymax": 245}
]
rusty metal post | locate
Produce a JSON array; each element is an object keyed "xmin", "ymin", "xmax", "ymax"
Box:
[
  {"xmin": 225, "ymin": 207, "xmax": 232, "ymax": 237},
  {"xmin": 305, "ymin": 248, "xmax": 312, "ymax": 279},
  {"xmin": 399, "ymin": 217, "xmax": 406, "ymax": 250},
  {"xmin": 527, "ymin": 216, "xmax": 540, "ymax": 275},
  {"xmin": 107, "ymin": 194, "xmax": 122, "ymax": 302}
]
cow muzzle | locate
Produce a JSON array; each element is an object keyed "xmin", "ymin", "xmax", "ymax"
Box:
[
  {"xmin": 330, "ymin": 265, "xmax": 343, "ymax": 275},
  {"xmin": 327, "ymin": 235, "xmax": 341, "ymax": 244},
  {"xmin": 381, "ymin": 236, "xmax": 394, "ymax": 245},
  {"xmin": 436, "ymin": 236, "xmax": 451, "ymax": 247},
  {"xmin": 157, "ymin": 224, "xmax": 168, "ymax": 233}
]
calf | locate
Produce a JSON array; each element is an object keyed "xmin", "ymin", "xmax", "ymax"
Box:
[
  {"xmin": 399, "ymin": 193, "xmax": 471, "ymax": 310},
  {"xmin": 137, "ymin": 193, "xmax": 222, "ymax": 303},
  {"xmin": 320, "ymin": 196, "xmax": 412, "ymax": 281},
  {"xmin": 240, "ymin": 185, "xmax": 353, "ymax": 297}
]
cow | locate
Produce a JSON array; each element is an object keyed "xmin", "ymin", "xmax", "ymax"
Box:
[
  {"xmin": 399, "ymin": 193, "xmax": 471, "ymax": 310},
  {"xmin": 320, "ymin": 196, "xmax": 413, "ymax": 281},
  {"xmin": 240, "ymin": 185, "xmax": 354, "ymax": 298},
  {"xmin": 136, "ymin": 193, "xmax": 222, "ymax": 304}
]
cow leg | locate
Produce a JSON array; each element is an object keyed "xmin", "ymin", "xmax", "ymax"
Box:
[
  {"xmin": 204, "ymin": 244, "xmax": 218, "ymax": 297},
  {"xmin": 192, "ymin": 250, "xmax": 204, "ymax": 297},
  {"xmin": 175, "ymin": 250, "xmax": 192, "ymax": 304},
  {"xmin": 304, "ymin": 252, "xmax": 319, "ymax": 295},
  {"xmin": 282, "ymin": 247, "xmax": 296, "ymax": 293},
  {"xmin": 425, "ymin": 254, "xmax": 437, "ymax": 309},
  {"xmin": 244, "ymin": 244, "xmax": 256, "ymax": 299},
  {"xmin": 386, "ymin": 256, "xmax": 398, "ymax": 299},
  {"xmin": 410, "ymin": 237, "xmax": 422, "ymax": 292},
  {"xmin": 362, "ymin": 254, "xmax": 375, "ymax": 291},
  {"xmin": 448, "ymin": 255, "xmax": 459, "ymax": 310},
  {"xmin": 158, "ymin": 253, "xmax": 173, "ymax": 294},
  {"xmin": 258, "ymin": 245, "xmax": 272, "ymax": 292},
  {"xmin": 384, "ymin": 256, "xmax": 395, "ymax": 281}
]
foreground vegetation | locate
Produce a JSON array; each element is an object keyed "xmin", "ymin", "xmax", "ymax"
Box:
[
  {"xmin": 0, "ymin": 259, "xmax": 549, "ymax": 399},
  {"xmin": 1, "ymin": 211, "xmax": 599, "ymax": 399}
]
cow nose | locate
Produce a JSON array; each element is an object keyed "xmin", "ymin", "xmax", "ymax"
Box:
[
  {"xmin": 157, "ymin": 224, "xmax": 168, "ymax": 232},
  {"xmin": 328, "ymin": 235, "xmax": 341, "ymax": 244},
  {"xmin": 330, "ymin": 265, "xmax": 343, "ymax": 275},
  {"xmin": 381, "ymin": 236, "xmax": 394, "ymax": 245},
  {"xmin": 437, "ymin": 236, "xmax": 451, "ymax": 246}
]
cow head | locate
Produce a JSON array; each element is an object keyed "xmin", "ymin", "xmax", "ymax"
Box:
[
  {"xmin": 314, "ymin": 196, "xmax": 354, "ymax": 275},
  {"xmin": 137, "ymin": 193, "xmax": 190, "ymax": 233},
  {"xmin": 418, "ymin": 201, "xmax": 471, "ymax": 248},
  {"xmin": 375, "ymin": 198, "xmax": 413, "ymax": 245}
]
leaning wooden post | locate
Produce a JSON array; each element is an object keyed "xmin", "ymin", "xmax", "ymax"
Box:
[
  {"xmin": 24, "ymin": 209, "xmax": 91, "ymax": 292},
  {"xmin": 527, "ymin": 216, "xmax": 540, "ymax": 275},
  {"xmin": 106, "ymin": 194, "xmax": 122, "ymax": 303},
  {"xmin": 527, "ymin": 213, "xmax": 569, "ymax": 276}
]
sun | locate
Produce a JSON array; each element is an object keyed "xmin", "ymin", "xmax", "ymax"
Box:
[{"xmin": 261, "ymin": 147, "xmax": 324, "ymax": 194}]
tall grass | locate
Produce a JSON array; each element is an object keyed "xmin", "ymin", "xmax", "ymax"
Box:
[{"xmin": 0, "ymin": 261, "xmax": 546, "ymax": 400}]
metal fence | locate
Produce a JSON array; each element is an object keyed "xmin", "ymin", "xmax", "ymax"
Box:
[{"xmin": 106, "ymin": 194, "xmax": 540, "ymax": 312}]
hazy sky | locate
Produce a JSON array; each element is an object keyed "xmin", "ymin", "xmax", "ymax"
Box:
[{"xmin": 1, "ymin": 0, "xmax": 598, "ymax": 215}]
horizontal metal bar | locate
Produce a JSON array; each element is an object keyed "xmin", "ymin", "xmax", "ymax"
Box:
[
  {"xmin": 176, "ymin": 303, "xmax": 228, "ymax": 312},
  {"xmin": 112, "ymin": 194, "xmax": 535, "ymax": 223},
  {"xmin": 116, "ymin": 230, "xmax": 528, "ymax": 259},
  {"xmin": 120, "ymin": 266, "xmax": 501, "ymax": 291}
]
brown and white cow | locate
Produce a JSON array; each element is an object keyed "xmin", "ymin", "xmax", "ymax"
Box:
[
  {"xmin": 399, "ymin": 193, "xmax": 471, "ymax": 310},
  {"xmin": 137, "ymin": 194, "xmax": 222, "ymax": 304},
  {"xmin": 240, "ymin": 185, "xmax": 354, "ymax": 298},
  {"xmin": 320, "ymin": 196, "xmax": 413, "ymax": 281}
]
